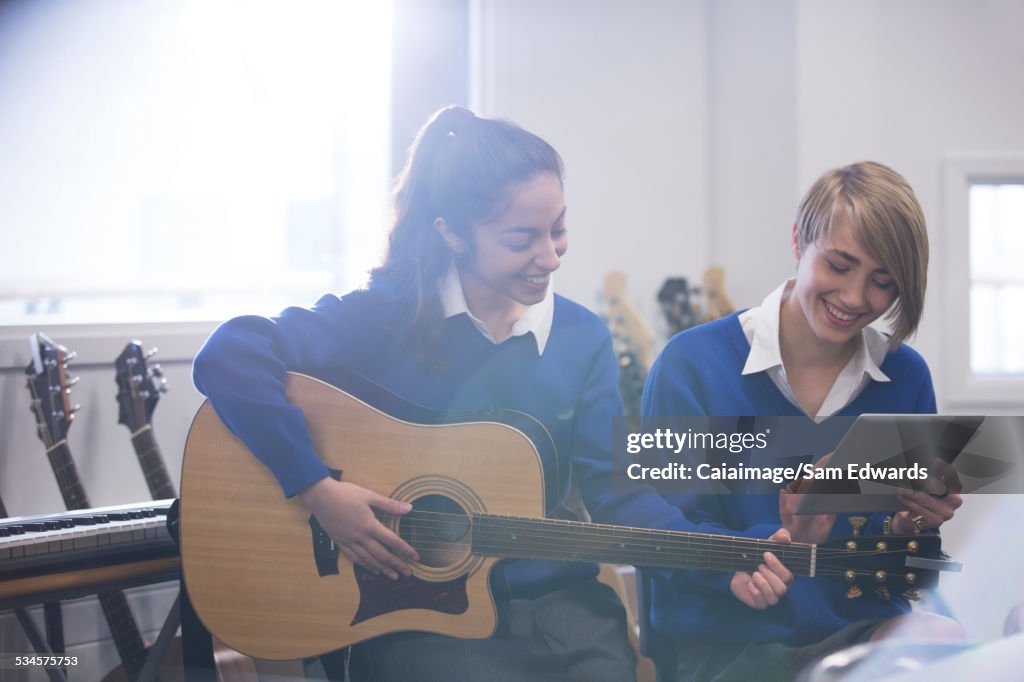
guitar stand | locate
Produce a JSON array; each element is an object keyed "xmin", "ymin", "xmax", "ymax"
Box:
[
  {"xmin": 166, "ymin": 499, "xmax": 218, "ymax": 682},
  {"xmin": 135, "ymin": 593, "xmax": 180, "ymax": 682}
]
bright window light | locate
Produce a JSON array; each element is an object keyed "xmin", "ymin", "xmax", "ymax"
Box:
[
  {"xmin": 969, "ymin": 184, "xmax": 1024, "ymax": 375},
  {"xmin": 0, "ymin": 0, "xmax": 393, "ymax": 324}
]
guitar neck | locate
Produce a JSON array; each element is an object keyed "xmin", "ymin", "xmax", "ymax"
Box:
[
  {"xmin": 41, "ymin": 441, "xmax": 150, "ymax": 675},
  {"xmin": 471, "ymin": 514, "xmax": 815, "ymax": 576},
  {"xmin": 130, "ymin": 426, "xmax": 177, "ymax": 500},
  {"xmin": 97, "ymin": 591, "xmax": 149, "ymax": 680},
  {"xmin": 45, "ymin": 442, "xmax": 92, "ymax": 511}
]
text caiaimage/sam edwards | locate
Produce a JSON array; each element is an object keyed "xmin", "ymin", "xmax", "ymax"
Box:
[{"xmin": 627, "ymin": 461, "xmax": 928, "ymax": 484}]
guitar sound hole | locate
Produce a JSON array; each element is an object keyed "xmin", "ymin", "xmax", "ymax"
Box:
[{"xmin": 400, "ymin": 494, "xmax": 471, "ymax": 569}]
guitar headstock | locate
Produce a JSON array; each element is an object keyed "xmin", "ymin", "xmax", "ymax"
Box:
[
  {"xmin": 602, "ymin": 271, "xmax": 655, "ymax": 369},
  {"xmin": 25, "ymin": 332, "xmax": 80, "ymax": 447},
  {"xmin": 657, "ymin": 277, "xmax": 698, "ymax": 335},
  {"xmin": 700, "ymin": 265, "xmax": 736, "ymax": 322},
  {"xmin": 817, "ymin": 533, "xmax": 952, "ymax": 601},
  {"xmin": 115, "ymin": 340, "xmax": 168, "ymax": 432}
]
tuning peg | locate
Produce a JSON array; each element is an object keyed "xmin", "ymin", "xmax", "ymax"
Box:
[
  {"xmin": 903, "ymin": 588, "xmax": 922, "ymax": 601},
  {"xmin": 63, "ymin": 350, "xmax": 77, "ymax": 364},
  {"xmin": 152, "ymin": 365, "xmax": 168, "ymax": 392},
  {"xmin": 67, "ymin": 376, "xmax": 81, "ymax": 387},
  {"xmin": 844, "ymin": 570, "xmax": 861, "ymax": 599},
  {"xmin": 875, "ymin": 586, "xmax": 891, "ymax": 601},
  {"xmin": 848, "ymin": 516, "xmax": 867, "ymax": 537},
  {"xmin": 146, "ymin": 347, "xmax": 159, "ymax": 359}
]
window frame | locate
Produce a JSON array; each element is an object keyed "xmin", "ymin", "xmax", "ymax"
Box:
[{"xmin": 942, "ymin": 153, "xmax": 1024, "ymax": 406}]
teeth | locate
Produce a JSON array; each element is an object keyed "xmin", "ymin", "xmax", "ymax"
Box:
[
  {"xmin": 524, "ymin": 276, "xmax": 547, "ymax": 284},
  {"xmin": 824, "ymin": 301, "xmax": 859, "ymax": 321}
]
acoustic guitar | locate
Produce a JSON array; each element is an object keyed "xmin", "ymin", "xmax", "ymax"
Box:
[
  {"xmin": 180, "ymin": 371, "xmax": 956, "ymax": 660},
  {"xmin": 115, "ymin": 341, "xmax": 174, "ymax": 500},
  {"xmin": 24, "ymin": 331, "xmax": 193, "ymax": 675},
  {"xmin": 114, "ymin": 341, "xmax": 274, "ymax": 680},
  {"xmin": 26, "ymin": 333, "xmax": 168, "ymax": 681}
]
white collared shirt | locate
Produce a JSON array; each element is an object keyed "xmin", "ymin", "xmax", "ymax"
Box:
[
  {"xmin": 738, "ymin": 279, "xmax": 890, "ymax": 420},
  {"xmin": 438, "ymin": 265, "xmax": 554, "ymax": 355}
]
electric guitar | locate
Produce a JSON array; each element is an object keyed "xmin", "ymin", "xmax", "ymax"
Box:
[
  {"xmin": 657, "ymin": 277, "xmax": 699, "ymax": 336},
  {"xmin": 26, "ymin": 333, "xmax": 155, "ymax": 681},
  {"xmin": 603, "ymin": 271, "xmax": 654, "ymax": 416},
  {"xmin": 180, "ymin": 371, "xmax": 959, "ymax": 660},
  {"xmin": 699, "ymin": 265, "xmax": 736, "ymax": 322}
]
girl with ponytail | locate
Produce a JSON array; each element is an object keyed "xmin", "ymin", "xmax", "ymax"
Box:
[{"xmin": 193, "ymin": 106, "xmax": 638, "ymax": 680}]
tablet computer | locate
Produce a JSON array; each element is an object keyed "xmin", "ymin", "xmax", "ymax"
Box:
[{"xmin": 795, "ymin": 414, "xmax": 985, "ymax": 514}]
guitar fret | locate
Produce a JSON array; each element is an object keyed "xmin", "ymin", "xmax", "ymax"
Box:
[
  {"xmin": 98, "ymin": 591, "xmax": 148, "ymax": 678},
  {"xmin": 470, "ymin": 513, "xmax": 816, "ymax": 575},
  {"xmin": 132, "ymin": 431, "xmax": 177, "ymax": 499}
]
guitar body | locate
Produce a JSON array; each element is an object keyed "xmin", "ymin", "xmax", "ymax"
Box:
[{"xmin": 180, "ymin": 373, "xmax": 548, "ymax": 660}]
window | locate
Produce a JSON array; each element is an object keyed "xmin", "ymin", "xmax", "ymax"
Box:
[
  {"xmin": 942, "ymin": 155, "xmax": 1024, "ymax": 405},
  {"xmin": 969, "ymin": 184, "xmax": 1024, "ymax": 375},
  {"xmin": 0, "ymin": 0, "xmax": 394, "ymax": 325}
]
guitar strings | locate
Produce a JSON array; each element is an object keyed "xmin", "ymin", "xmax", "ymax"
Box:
[
  {"xmin": 371, "ymin": 510, "xmax": 928, "ymax": 578},
  {"xmin": 385, "ymin": 509, "xmax": 927, "ymax": 558}
]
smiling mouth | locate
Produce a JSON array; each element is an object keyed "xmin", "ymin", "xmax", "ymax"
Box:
[
  {"xmin": 522, "ymin": 275, "xmax": 549, "ymax": 286},
  {"xmin": 823, "ymin": 299, "xmax": 863, "ymax": 325}
]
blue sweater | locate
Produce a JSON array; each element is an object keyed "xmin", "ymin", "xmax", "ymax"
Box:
[
  {"xmin": 641, "ymin": 313, "xmax": 937, "ymax": 646},
  {"xmin": 193, "ymin": 287, "xmax": 691, "ymax": 598}
]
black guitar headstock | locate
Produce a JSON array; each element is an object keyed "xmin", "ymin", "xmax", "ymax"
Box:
[
  {"xmin": 115, "ymin": 340, "xmax": 168, "ymax": 433},
  {"xmin": 658, "ymin": 277, "xmax": 698, "ymax": 336},
  {"xmin": 817, "ymin": 533, "xmax": 952, "ymax": 601},
  {"xmin": 25, "ymin": 332, "xmax": 80, "ymax": 447}
]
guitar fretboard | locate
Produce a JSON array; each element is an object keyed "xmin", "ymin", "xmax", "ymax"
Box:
[
  {"xmin": 130, "ymin": 427, "xmax": 176, "ymax": 500},
  {"xmin": 470, "ymin": 513, "xmax": 815, "ymax": 576},
  {"xmin": 41, "ymin": 443, "xmax": 151, "ymax": 679}
]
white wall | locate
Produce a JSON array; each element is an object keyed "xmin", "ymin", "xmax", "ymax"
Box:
[
  {"xmin": 472, "ymin": 0, "xmax": 711, "ymax": 331},
  {"xmin": 796, "ymin": 0, "xmax": 1024, "ymax": 406}
]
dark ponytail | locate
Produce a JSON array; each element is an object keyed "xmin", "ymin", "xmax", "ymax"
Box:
[{"xmin": 370, "ymin": 105, "xmax": 563, "ymax": 361}]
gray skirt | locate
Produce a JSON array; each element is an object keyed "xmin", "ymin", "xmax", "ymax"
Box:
[{"xmin": 345, "ymin": 579, "xmax": 637, "ymax": 682}]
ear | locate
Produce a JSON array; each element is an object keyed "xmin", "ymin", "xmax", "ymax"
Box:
[
  {"xmin": 791, "ymin": 222, "xmax": 801, "ymax": 260},
  {"xmin": 434, "ymin": 217, "xmax": 466, "ymax": 254}
]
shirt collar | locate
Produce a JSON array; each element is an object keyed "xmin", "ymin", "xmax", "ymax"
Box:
[
  {"xmin": 741, "ymin": 278, "xmax": 890, "ymax": 383},
  {"xmin": 438, "ymin": 264, "xmax": 554, "ymax": 355}
]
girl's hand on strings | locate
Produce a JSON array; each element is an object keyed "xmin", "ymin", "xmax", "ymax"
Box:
[
  {"xmin": 729, "ymin": 527, "xmax": 794, "ymax": 610},
  {"xmin": 299, "ymin": 477, "xmax": 419, "ymax": 580}
]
